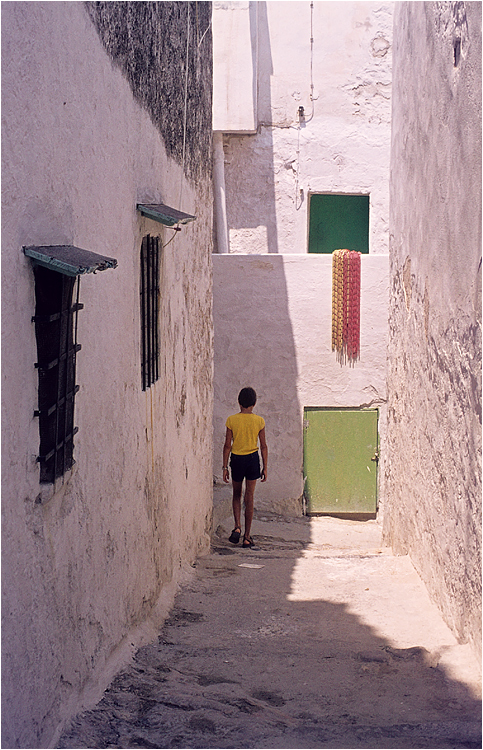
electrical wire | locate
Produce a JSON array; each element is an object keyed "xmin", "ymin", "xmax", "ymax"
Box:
[
  {"xmin": 198, "ymin": 17, "xmax": 211, "ymax": 48},
  {"xmin": 305, "ymin": 0, "xmax": 315, "ymax": 124},
  {"xmin": 294, "ymin": 1, "xmax": 315, "ymax": 209}
]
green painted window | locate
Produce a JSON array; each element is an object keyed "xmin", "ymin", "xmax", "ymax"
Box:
[{"xmin": 308, "ymin": 194, "xmax": 369, "ymax": 254}]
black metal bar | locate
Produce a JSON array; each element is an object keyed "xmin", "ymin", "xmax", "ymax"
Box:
[
  {"xmin": 154, "ymin": 236, "xmax": 160, "ymax": 382},
  {"xmin": 37, "ymin": 427, "xmax": 79, "ymax": 463},
  {"xmin": 68, "ymin": 276, "xmax": 81, "ymax": 476},
  {"xmin": 31, "ymin": 303, "xmax": 84, "ymax": 324},
  {"xmin": 62, "ymin": 277, "xmax": 75, "ymax": 478},
  {"xmin": 146, "ymin": 235, "xmax": 152, "ymax": 388},
  {"xmin": 140, "ymin": 236, "xmax": 148, "ymax": 390},
  {"xmin": 150, "ymin": 235, "xmax": 156, "ymax": 386},
  {"xmin": 34, "ymin": 385, "xmax": 80, "ymax": 417},
  {"xmin": 35, "ymin": 344, "xmax": 81, "ymax": 372},
  {"xmin": 149, "ymin": 235, "xmax": 153, "ymax": 385},
  {"xmin": 52, "ymin": 274, "xmax": 66, "ymax": 481},
  {"xmin": 140, "ymin": 235, "xmax": 161, "ymax": 391}
]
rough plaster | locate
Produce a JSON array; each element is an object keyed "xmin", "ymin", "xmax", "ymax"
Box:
[
  {"xmin": 212, "ymin": 2, "xmax": 392, "ymax": 518},
  {"xmin": 87, "ymin": 1, "xmax": 213, "ymax": 181},
  {"xmin": 214, "ymin": 1, "xmax": 393, "ymax": 255},
  {"xmin": 384, "ymin": 2, "xmax": 481, "ymax": 655},
  {"xmin": 213, "ymin": 254, "xmax": 389, "ymax": 515},
  {"xmin": 1, "ymin": 3, "xmax": 213, "ymax": 748}
]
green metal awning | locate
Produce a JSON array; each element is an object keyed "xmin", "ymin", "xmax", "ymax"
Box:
[
  {"xmin": 23, "ymin": 245, "xmax": 118, "ymax": 277},
  {"xmin": 136, "ymin": 203, "xmax": 196, "ymax": 227}
]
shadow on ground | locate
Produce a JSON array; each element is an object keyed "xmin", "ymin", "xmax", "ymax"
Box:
[{"xmin": 58, "ymin": 514, "xmax": 481, "ymax": 749}]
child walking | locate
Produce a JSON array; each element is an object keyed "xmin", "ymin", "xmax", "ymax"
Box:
[{"xmin": 223, "ymin": 387, "xmax": 268, "ymax": 548}]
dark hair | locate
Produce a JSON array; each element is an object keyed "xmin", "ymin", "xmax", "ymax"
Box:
[{"xmin": 238, "ymin": 387, "xmax": 257, "ymax": 408}]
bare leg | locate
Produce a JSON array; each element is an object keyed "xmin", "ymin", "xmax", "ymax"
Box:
[
  {"xmin": 243, "ymin": 479, "xmax": 257, "ymax": 541},
  {"xmin": 232, "ymin": 480, "xmax": 243, "ymax": 532}
]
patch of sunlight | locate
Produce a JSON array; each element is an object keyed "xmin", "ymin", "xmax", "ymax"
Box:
[{"xmin": 287, "ymin": 517, "xmax": 481, "ymax": 696}]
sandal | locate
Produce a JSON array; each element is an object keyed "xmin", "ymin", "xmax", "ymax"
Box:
[
  {"xmin": 242, "ymin": 535, "xmax": 255, "ymax": 548},
  {"xmin": 229, "ymin": 528, "xmax": 241, "ymax": 544}
]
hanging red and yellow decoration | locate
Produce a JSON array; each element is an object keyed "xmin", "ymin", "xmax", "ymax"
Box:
[{"xmin": 332, "ymin": 249, "xmax": 361, "ymax": 365}]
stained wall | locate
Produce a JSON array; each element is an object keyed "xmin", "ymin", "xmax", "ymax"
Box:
[
  {"xmin": 384, "ymin": 1, "xmax": 481, "ymax": 654},
  {"xmin": 1, "ymin": 3, "xmax": 213, "ymax": 747}
]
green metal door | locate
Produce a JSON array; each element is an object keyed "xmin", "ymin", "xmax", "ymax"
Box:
[{"xmin": 303, "ymin": 408, "xmax": 378, "ymax": 517}]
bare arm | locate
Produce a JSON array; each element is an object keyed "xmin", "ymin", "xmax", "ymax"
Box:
[
  {"xmin": 222, "ymin": 428, "xmax": 233, "ymax": 483},
  {"xmin": 259, "ymin": 427, "xmax": 268, "ymax": 482}
]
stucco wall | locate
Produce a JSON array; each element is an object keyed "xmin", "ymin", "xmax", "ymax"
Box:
[
  {"xmin": 384, "ymin": 2, "xmax": 481, "ymax": 654},
  {"xmin": 213, "ymin": 255, "xmax": 389, "ymax": 515},
  {"xmin": 212, "ymin": 2, "xmax": 392, "ymax": 518},
  {"xmin": 214, "ymin": 1, "xmax": 393, "ymax": 255},
  {"xmin": 1, "ymin": 3, "xmax": 213, "ymax": 747}
]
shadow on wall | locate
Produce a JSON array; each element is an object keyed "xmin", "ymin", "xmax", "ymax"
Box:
[
  {"xmin": 213, "ymin": 255, "xmax": 302, "ymax": 515},
  {"xmin": 224, "ymin": 1, "xmax": 279, "ymax": 254}
]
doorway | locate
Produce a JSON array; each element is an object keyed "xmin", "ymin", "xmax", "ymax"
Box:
[{"xmin": 303, "ymin": 408, "xmax": 378, "ymax": 518}]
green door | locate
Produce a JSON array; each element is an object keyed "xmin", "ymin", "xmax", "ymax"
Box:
[{"xmin": 304, "ymin": 408, "xmax": 378, "ymax": 517}]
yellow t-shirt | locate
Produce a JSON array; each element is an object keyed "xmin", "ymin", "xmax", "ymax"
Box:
[{"xmin": 226, "ymin": 412, "xmax": 265, "ymax": 455}]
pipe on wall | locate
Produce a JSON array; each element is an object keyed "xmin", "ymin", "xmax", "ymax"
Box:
[{"xmin": 213, "ymin": 131, "xmax": 229, "ymax": 254}]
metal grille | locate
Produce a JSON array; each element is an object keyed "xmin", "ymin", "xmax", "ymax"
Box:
[
  {"xmin": 33, "ymin": 267, "xmax": 82, "ymax": 483},
  {"xmin": 140, "ymin": 235, "xmax": 160, "ymax": 390}
]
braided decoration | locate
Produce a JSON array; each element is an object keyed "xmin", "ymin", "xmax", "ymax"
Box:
[{"xmin": 331, "ymin": 249, "xmax": 361, "ymax": 365}]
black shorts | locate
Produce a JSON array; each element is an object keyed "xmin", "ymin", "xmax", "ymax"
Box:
[{"xmin": 230, "ymin": 451, "xmax": 261, "ymax": 482}]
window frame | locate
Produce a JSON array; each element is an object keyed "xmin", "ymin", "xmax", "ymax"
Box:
[
  {"xmin": 32, "ymin": 267, "xmax": 82, "ymax": 483},
  {"xmin": 307, "ymin": 192, "xmax": 370, "ymax": 255},
  {"xmin": 140, "ymin": 234, "xmax": 161, "ymax": 391}
]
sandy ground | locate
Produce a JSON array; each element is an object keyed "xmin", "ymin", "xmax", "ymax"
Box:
[{"xmin": 58, "ymin": 514, "xmax": 481, "ymax": 749}]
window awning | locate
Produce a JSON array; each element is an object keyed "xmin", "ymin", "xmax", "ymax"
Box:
[
  {"xmin": 136, "ymin": 203, "xmax": 196, "ymax": 227},
  {"xmin": 23, "ymin": 245, "xmax": 118, "ymax": 277}
]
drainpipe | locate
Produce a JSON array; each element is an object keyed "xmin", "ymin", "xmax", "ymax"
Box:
[{"xmin": 213, "ymin": 131, "xmax": 229, "ymax": 254}]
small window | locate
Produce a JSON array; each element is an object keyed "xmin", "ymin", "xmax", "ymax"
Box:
[
  {"xmin": 308, "ymin": 194, "xmax": 369, "ymax": 254},
  {"xmin": 140, "ymin": 235, "xmax": 160, "ymax": 390},
  {"xmin": 33, "ymin": 267, "xmax": 81, "ymax": 483}
]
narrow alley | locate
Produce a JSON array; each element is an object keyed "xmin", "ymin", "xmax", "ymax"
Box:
[
  {"xmin": 2, "ymin": 4, "xmax": 481, "ymax": 749},
  {"xmin": 58, "ymin": 512, "xmax": 481, "ymax": 750}
]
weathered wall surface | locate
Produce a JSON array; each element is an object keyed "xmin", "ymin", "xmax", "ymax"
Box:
[
  {"xmin": 384, "ymin": 2, "xmax": 481, "ymax": 654},
  {"xmin": 1, "ymin": 3, "xmax": 213, "ymax": 747},
  {"xmin": 212, "ymin": 2, "xmax": 392, "ymax": 516},
  {"xmin": 213, "ymin": 254, "xmax": 389, "ymax": 514},
  {"xmin": 215, "ymin": 1, "xmax": 393, "ymax": 255}
]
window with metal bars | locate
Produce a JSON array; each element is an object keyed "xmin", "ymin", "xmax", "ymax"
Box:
[
  {"xmin": 33, "ymin": 266, "xmax": 82, "ymax": 483},
  {"xmin": 140, "ymin": 235, "xmax": 160, "ymax": 390}
]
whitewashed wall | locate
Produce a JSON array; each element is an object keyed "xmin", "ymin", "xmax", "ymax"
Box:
[
  {"xmin": 212, "ymin": 1, "xmax": 392, "ymax": 516},
  {"xmin": 214, "ymin": 1, "xmax": 393, "ymax": 255},
  {"xmin": 1, "ymin": 4, "xmax": 213, "ymax": 748},
  {"xmin": 385, "ymin": 2, "xmax": 481, "ymax": 655},
  {"xmin": 213, "ymin": 254, "xmax": 388, "ymax": 514}
]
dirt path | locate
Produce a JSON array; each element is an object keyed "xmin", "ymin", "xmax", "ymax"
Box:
[{"xmin": 58, "ymin": 515, "xmax": 481, "ymax": 749}]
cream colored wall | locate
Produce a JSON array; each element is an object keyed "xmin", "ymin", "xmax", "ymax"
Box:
[
  {"xmin": 214, "ymin": 1, "xmax": 393, "ymax": 255},
  {"xmin": 213, "ymin": 254, "xmax": 388, "ymax": 515},
  {"xmin": 1, "ymin": 4, "xmax": 212, "ymax": 748},
  {"xmin": 384, "ymin": 2, "xmax": 481, "ymax": 655},
  {"xmin": 212, "ymin": 2, "xmax": 392, "ymax": 515}
]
